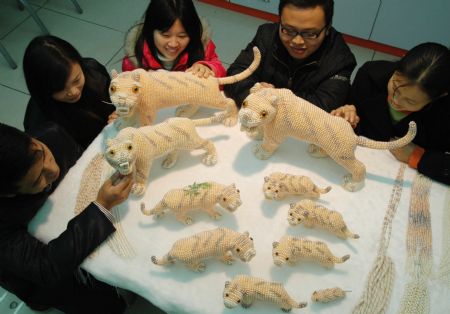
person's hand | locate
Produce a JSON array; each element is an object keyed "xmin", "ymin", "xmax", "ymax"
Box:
[
  {"xmin": 108, "ymin": 111, "xmax": 119, "ymax": 124},
  {"xmin": 390, "ymin": 142, "xmax": 417, "ymax": 163},
  {"xmin": 260, "ymin": 82, "xmax": 275, "ymax": 88},
  {"xmin": 330, "ymin": 104, "xmax": 360, "ymax": 128},
  {"xmin": 186, "ymin": 63, "xmax": 215, "ymax": 78},
  {"xmin": 96, "ymin": 172, "xmax": 133, "ymax": 210}
]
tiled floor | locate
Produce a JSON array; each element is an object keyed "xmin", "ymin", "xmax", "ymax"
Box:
[{"xmin": 0, "ymin": 0, "xmax": 398, "ymax": 313}]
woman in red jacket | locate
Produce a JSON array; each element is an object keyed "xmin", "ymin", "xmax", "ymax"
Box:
[
  {"xmin": 122, "ymin": 0, "xmax": 226, "ymax": 78},
  {"xmin": 331, "ymin": 42, "xmax": 450, "ymax": 185}
]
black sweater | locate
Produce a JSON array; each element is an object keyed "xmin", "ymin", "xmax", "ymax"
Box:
[
  {"xmin": 23, "ymin": 58, "xmax": 114, "ymax": 150},
  {"xmin": 224, "ymin": 23, "xmax": 356, "ymax": 111},
  {"xmin": 351, "ymin": 61, "xmax": 450, "ymax": 185}
]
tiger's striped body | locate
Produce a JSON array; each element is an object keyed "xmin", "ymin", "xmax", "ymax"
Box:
[
  {"xmin": 151, "ymin": 227, "xmax": 256, "ymax": 272},
  {"xmin": 239, "ymin": 83, "xmax": 417, "ymax": 192},
  {"xmin": 272, "ymin": 236, "xmax": 350, "ymax": 268},
  {"xmin": 110, "ymin": 47, "xmax": 261, "ymax": 130},
  {"xmin": 223, "ymin": 275, "xmax": 307, "ymax": 312},
  {"xmin": 141, "ymin": 181, "xmax": 242, "ymax": 225},
  {"xmin": 105, "ymin": 115, "xmax": 224, "ymax": 196},
  {"xmin": 288, "ymin": 199, "xmax": 359, "ymax": 239},
  {"xmin": 263, "ymin": 172, "xmax": 331, "ymax": 200}
]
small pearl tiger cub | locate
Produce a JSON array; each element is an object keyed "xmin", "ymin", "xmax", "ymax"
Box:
[
  {"xmin": 151, "ymin": 227, "xmax": 256, "ymax": 272},
  {"xmin": 141, "ymin": 181, "xmax": 242, "ymax": 225},
  {"xmin": 263, "ymin": 172, "xmax": 331, "ymax": 200},
  {"xmin": 288, "ymin": 199, "xmax": 359, "ymax": 239},
  {"xmin": 223, "ymin": 275, "xmax": 308, "ymax": 312},
  {"xmin": 272, "ymin": 236, "xmax": 350, "ymax": 268},
  {"xmin": 311, "ymin": 287, "xmax": 346, "ymax": 303}
]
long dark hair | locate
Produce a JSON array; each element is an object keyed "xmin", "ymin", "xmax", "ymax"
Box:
[
  {"xmin": 279, "ymin": 0, "xmax": 334, "ymax": 26},
  {"xmin": 23, "ymin": 35, "xmax": 83, "ymax": 104},
  {"xmin": 135, "ymin": 0, "xmax": 204, "ymax": 69},
  {"xmin": 0, "ymin": 123, "xmax": 35, "ymax": 195},
  {"xmin": 396, "ymin": 42, "xmax": 450, "ymax": 99}
]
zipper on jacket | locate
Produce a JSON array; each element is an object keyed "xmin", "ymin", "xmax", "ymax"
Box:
[{"xmin": 273, "ymin": 52, "xmax": 318, "ymax": 89}]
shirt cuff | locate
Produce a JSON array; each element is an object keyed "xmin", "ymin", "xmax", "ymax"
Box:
[
  {"xmin": 93, "ymin": 201, "xmax": 115, "ymax": 223},
  {"xmin": 408, "ymin": 146, "xmax": 425, "ymax": 169}
]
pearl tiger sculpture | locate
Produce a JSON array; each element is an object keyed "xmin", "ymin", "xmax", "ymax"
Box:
[
  {"xmin": 288, "ymin": 199, "xmax": 359, "ymax": 239},
  {"xmin": 104, "ymin": 114, "xmax": 225, "ymax": 196},
  {"xmin": 151, "ymin": 227, "xmax": 256, "ymax": 272},
  {"xmin": 223, "ymin": 275, "xmax": 308, "ymax": 312},
  {"xmin": 239, "ymin": 83, "xmax": 417, "ymax": 192},
  {"xmin": 263, "ymin": 172, "xmax": 331, "ymax": 200},
  {"xmin": 311, "ymin": 287, "xmax": 347, "ymax": 303},
  {"xmin": 141, "ymin": 181, "xmax": 242, "ymax": 225},
  {"xmin": 109, "ymin": 47, "xmax": 261, "ymax": 130},
  {"xmin": 272, "ymin": 236, "xmax": 350, "ymax": 268}
]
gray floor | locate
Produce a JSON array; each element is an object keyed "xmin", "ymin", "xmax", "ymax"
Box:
[{"xmin": 0, "ymin": 0, "xmax": 398, "ymax": 313}]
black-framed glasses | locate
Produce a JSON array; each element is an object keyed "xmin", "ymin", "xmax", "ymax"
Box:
[{"xmin": 279, "ymin": 23, "xmax": 327, "ymax": 40}]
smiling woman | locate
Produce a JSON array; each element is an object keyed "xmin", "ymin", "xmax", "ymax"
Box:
[
  {"xmin": 331, "ymin": 42, "xmax": 450, "ymax": 185},
  {"xmin": 121, "ymin": 0, "xmax": 226, "ymax": 79},
  {"xmin": 22, "ymin": 35, "xmax": 115, "ymax": 150}
]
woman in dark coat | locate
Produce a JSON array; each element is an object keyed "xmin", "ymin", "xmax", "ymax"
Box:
[
  {"xmin": 23, "ymin": 35, "xmax": 115, "ymax": 150},
  {"xmin": 332, "ymin": 42, "xmax": 450, "ymax": 185}
]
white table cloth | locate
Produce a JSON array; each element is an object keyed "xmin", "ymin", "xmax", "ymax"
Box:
[{"xmin": 29, "ymin": 108, "xmax": 450, "ymax": 314}]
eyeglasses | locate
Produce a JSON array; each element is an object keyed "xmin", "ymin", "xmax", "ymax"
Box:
[{"xmin": 279, "ymin": 23, "xmax": 327, "ymax": 40}]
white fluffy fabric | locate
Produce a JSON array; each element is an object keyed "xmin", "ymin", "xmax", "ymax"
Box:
[{"xmin": 29, "ymin": 108, "xmax": 450, "ymax": 314}]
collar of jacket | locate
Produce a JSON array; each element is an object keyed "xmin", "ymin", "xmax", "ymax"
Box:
[{"xmin": 142, "ymin": 40, "xmax": 189, "ymax": 70}]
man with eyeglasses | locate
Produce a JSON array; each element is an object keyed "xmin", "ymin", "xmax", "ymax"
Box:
[{"xmin": 224, "ymin": 0, "xmax": 356, "ymax": 112}]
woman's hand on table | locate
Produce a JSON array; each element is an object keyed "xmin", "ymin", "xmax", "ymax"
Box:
[
  {"xmin": 96, "ymin": 172, "xmax": 133, "ymax": 210},
  {"xmin": 330, "ymin": 104, "xmax": 360, "ymax": 128}
]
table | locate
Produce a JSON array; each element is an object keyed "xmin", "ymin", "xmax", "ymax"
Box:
[{"xmin": 29, "ymin": 108, "xmax": 450, "ymax": 314}]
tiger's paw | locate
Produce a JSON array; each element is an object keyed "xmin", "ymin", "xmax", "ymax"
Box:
[
  {"xmin": 131, "ymin": 183, "xmax": 145, "ymax": 196},
  {"xmin": 162, "ymin": 156, "xmax": 178, "ymax": 168},
  {"xmin": 307, "ymin": 144, "xmax": 328, "ymax": 158},
  {"xmin": 223, "ymin": 115, "xmax": 238, "ymax": 127},
  {"xmin": 175, "ymin": 104, "xmax": 195, "ymax": 118},
  {"xmin": 202, "ymin": 153, "xmax": 217, "ymax": 166},
  {"xmin": 342, "ymin": 174, "xmax": 364, "ymax": 192},
  {"xmin": 253, "ymin": 143, "xmax": 273, "ymax": 160}
]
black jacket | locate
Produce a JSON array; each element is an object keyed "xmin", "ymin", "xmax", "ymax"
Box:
[
  {"xmin": 0, "ymin": 123, "xmax": 117, "ymax": 308},
  {"xmin": 224, "ymin": 23, "xmax": 356, "ymax": 111},
  {"xmin": 351, "ymin": 61, "xmax": 450, "ymax": 185},
  {"xmin": 23, "ymin": 58, "xmax": 114, "ymax": 150}
]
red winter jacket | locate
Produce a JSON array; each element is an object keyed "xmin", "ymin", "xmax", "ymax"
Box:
[{"xmin": 122, "ymin": 39, "xmax": 226, "ymax": 77}]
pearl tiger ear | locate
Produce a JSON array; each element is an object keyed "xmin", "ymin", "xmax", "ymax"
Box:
[
  {"xmin": 132, "ymin": 70, "xmax": 141, "ymax": 82},
  {"xmin": 111, "ymin": 69, "xmax": 119, "ymax": 79},
  {"xmin": 269, "ymin": 95, "xmax": 279, "ymax": 107},
  {"xmin": 250, "ymin": 82, "xmax": 264, "ymax": 93},
  {"xmin": 272, "ymin": 241, "xmax": 279, "ymax": 249},
  {"xmin": 132, "ymin": 69, "xmax": 147, "ymax": 82}
]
